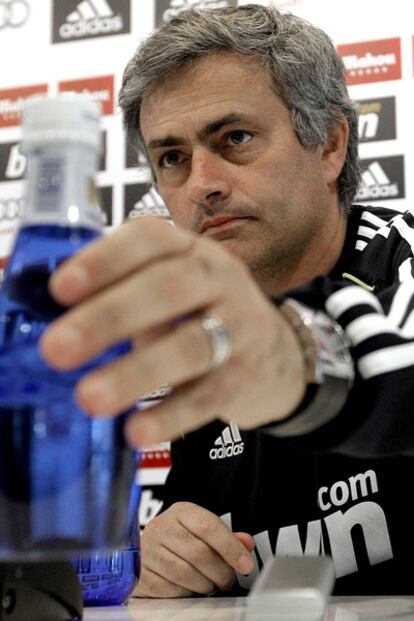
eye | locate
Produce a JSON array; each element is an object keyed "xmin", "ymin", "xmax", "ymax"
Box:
[
  {"xmin": 226, "ymin": 130, "xmax": 253, "ymax": 146},
  {"xmin": 159, "ymin": 151, "xmax": 183, "ymax": 169}
]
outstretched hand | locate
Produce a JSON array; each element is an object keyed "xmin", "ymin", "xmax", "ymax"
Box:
[{"xmin": 40, "ymin": 217, "xmax": 305, "ymax": 446}]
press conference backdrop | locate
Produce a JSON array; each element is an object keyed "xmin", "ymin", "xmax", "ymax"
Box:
[{"xmin": 0, "ymin": 0, "xmax": 413, "ymax": 528}]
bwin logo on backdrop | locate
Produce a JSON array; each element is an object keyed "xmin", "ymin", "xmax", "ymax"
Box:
[
  {"xmin": 0, "ymin": 142, "xmax": 26, "ymax": 182},
  {"xmin": 356, "ymin": 97, "xmax": 396, "ymax": 143},
  {"xmin": 52, "ymin": 0, "xmax": 130, "ymax": 43}
]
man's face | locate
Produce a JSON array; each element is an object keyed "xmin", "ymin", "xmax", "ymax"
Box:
[{"xmin": 140, "ymin": 52, "xmax": 341, "ymax": 293}]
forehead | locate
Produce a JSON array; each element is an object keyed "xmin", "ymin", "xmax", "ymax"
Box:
[{"xmin": 140, "ymin": 51, "xmax": 286, "ymax": 138}]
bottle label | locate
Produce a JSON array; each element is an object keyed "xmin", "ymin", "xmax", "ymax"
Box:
[
  {"xmin": 35, "ymin": 157, "xmax": 64, "ymax": 213},
  {"xmin": 24, "ymin": 145, "xmax": 103, "ymax": 229}
]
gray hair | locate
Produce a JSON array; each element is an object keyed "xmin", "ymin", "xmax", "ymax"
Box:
[{"xmin": 119, "ymin": 4, "xmax": 360, "ymax": 212}]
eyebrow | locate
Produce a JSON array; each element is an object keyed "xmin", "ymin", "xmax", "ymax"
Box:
[{"xmin": 146, "ymin": 113, "xmax": 249, "ymax": 151}]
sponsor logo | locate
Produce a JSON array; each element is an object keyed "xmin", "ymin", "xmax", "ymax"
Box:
[
  {"xmin": 0, "ymin": 0, "xmax": 30, "ymax": 29},
  {"xmin": 267, "ymin": 0, "xmax": 301, "ymax": 9},
  {"xmin": 356, "ymin": 156, "xmax": 405, "ymax": 202},
  {"xmin": 0, "ymin": 141, "xmax": 26, "ymax": 181},
  {"xmin": 338, "ymin": 38, "xmax": 401, "ymax": 85},
  {"xmin": 0, "ymin": 83, "xmax": 48, "ymax": 128},
  {"xmin": 209, "ymin": 422, "xmax": 244, "ymax": 460},
  {"xmin": 0, "ymin": 195, "xmax": 25, "ymax": 222},
  {"xmin": 139, "ymin": 489, "xmax": 164, "ymax": 527},
  {"xmin": 52, "ymin": 0, "xmax": 130, "ymax": 44},
  {"xmin": 140, "ymin": 442, "xmax": 171, "ymax": 469},
  {"xmin": 58, "ymin": 76, "xmax": 114, "ymax": 116},
  {"xmin": 223, "ymin": 469, "xmax": 394, "ymax": 588},
  {"xmin": 124, "ymin": 183, "xmax": 170, "ymax": 221},
  {"xmin": 156, "ymin": 0, "xmax": 237, "ymax": 26},
  {"xmin": 356, "ymin": 96, "xmax": 396, "ymax": 142}
]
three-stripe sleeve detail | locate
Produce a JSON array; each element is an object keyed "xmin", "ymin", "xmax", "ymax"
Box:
[{"xmin": 326, "ymin": 282, "xmax": 414, "ymax": 379}]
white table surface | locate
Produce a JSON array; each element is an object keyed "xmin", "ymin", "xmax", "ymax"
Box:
[{"xmin": 83, "ymin": 595, "xmax": 414, "ymax": 620}]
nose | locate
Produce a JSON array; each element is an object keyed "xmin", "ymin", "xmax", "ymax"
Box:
[{"xmin": 186, "ymin": 147, "xmax": 232, "ymax": 206}]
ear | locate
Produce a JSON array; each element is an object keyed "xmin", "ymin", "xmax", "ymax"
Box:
[{"xmin": 322, "ymin": 118, "xmax": 349, "ymax": 185}]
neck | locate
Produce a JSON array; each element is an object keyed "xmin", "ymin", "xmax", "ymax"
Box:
[{"xmin": 261, "ymin": 207, "xmax": 348, "ymax": 297}]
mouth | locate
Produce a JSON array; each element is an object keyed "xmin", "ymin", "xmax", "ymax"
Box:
[{"xmin": 200, "ymin": 216, "xmax": 252, "ymax": 235}]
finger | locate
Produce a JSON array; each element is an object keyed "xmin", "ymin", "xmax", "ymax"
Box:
[
  {"xmin": 174, "ymin": 504, "xmax": 255, "ymax": 576},
  {"xmin": 133, "ymin": 566, "xmax": 194, "ymax": 598},
  {"xmin": 40, "ymin": 253, "xmax": 221, "ymax": 371},
  {"xmin": 124, "ymin": 325, "xmax": 271, "ymax": 443},
  {"xmin": 162, "ymin": 532, "xmax": 236, "ymax": 592},
  {"xmin": 234, "ymin": 532, "xmax": 256, "ymax": 552},
  {"xmin": 147, "ymin": 544, "xmax": 217, "ymax": 595},
  {"xmin": 73, "ymin": 316, "xmax": 223, "ymax": 416},
  {"xmin": 49, "ymin": 217, "xmax": 194, "ymax": 305},
  {"xmin": 124, "ymin": 387, "xmax": 212, "ymax": 444},
  {"xmin": 124, "ymin": 370, "xmax": 227, "ymax": 444}
]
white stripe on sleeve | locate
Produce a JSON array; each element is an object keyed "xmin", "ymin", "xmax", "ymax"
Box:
[
  {"xmin": 387, "ymin": 282, "xmax": 414, "ymax": 328},
  {"xmin": 326, "ymin": 286, "xmax": 382, "ymax": 319},
  {"xmin": 360, "ymin": 211, "xmax": 390, "ymax": 229},
  {"xmin": 357, "ymin": 226, "xmax": 377, "ymax": 239},
  {"xmin": 377, "ymin": 227, "xmax": 391, "ymax": 239},
  {"xmin": 356, "ymin": 240, "xmax": 368, "ymax": 251},
  {"xmin": 401, "ymin": 310, "xmax": 414, "ymax": 337},
  {"xmin": 392, "ymin": 217, "xmax": 414, "ymax": 254},
  {"xmin": 359, "ymin": 342, "xmax": 414, "ymax": 379},
  {"xmin": 398, "ymin": 258, "xmax": 414, "ymax": 284},
  {"xmin": 346, "ymin": 313, "xmax": 398, "ymax": 346}
]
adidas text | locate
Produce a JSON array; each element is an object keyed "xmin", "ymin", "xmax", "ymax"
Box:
[
  {"xmin": 357, "ymin": 183, "xmax": 399, "ymax": 200},
  {"xmin": 209, "ymin": 442, "xmax": 244, "ymax": 460},
  {"xmin": 59, "ymin": 15, "xmax": 122, "ymax": 39}
]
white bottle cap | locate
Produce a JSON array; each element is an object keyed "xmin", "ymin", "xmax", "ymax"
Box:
[{"xmin": 21, "ymin": 94, "xmax": 102, "ymax": 152}]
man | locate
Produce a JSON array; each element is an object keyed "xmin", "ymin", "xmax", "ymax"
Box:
[{"xmin": 41, "ymin": 5, "xmax": 414, "ymax": 598}]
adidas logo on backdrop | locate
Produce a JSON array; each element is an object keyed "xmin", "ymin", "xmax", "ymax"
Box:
[
  {"xmin": 124, "ymin": 185, "xmax": 172, "ymax": 222},
  {"xmin": 128, "ymin": 187, "xmax": 170, "ymax": 220},
  {"xmin": 209, "ymin": 422, "xmax": 244, "ymax": 460},
  {"xmin": 53, "ymin": 0, "xmax": 130, "ymax": 43},
  {"xmin": 356, "ymin": 157, "xmax": 405, "ymax": 201}
]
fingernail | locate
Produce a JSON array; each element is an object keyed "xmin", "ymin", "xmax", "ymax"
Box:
[
  {"xmin": 236, "ymin": 553, "xmax": 254, "ymax": 575},
  {"xmin": 77, "ymin": 375, "xmax": 116, "ymax": 414},
  {"xmin": 125, "ymin": 415, "xmax": 160, "ymax": 446},
  {"xmin": 50, "ymin": 265, "xmax": 90, "ymax": 300},
  {"xmin": 41, "ymin": 324, "xmax": 83, "ymax": 367}
]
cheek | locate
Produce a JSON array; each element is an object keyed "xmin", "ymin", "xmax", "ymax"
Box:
[{"xmin": 158, "ymin": 191, "xmax": 189, "ymax": 227}]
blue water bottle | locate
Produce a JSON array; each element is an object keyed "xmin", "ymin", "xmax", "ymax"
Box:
[{"xmin": 0, "ymin": 95, "xmax": 138, "ymax": 561}]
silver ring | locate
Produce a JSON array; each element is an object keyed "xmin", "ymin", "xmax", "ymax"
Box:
[{"xmin": 200, "ymin": 314, "xmax": 232, "ymax": 371}]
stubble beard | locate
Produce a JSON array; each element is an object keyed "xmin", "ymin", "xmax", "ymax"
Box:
[{"xmin": 244, "ymin": 230, "xmax": 317, "ymax": 297}]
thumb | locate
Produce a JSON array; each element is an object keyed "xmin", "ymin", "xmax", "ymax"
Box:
[{"xmin": 234, "ymin": 531, "xmax": 255, "ymax": 552}]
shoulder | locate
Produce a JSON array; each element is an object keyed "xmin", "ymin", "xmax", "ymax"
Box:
[
  {"xmin": 350, "ymin": 204, "xmax": 414, "ymax": 248},
  {"xmin": 350, "ymin": 203, "xmax": 406, "ymax": 226}
]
